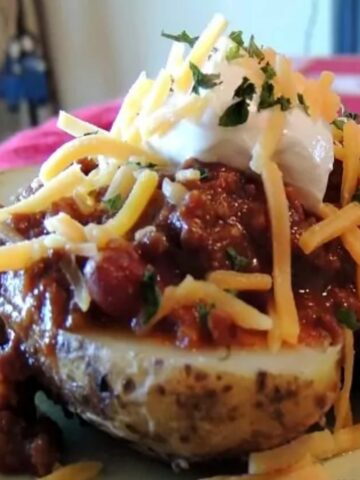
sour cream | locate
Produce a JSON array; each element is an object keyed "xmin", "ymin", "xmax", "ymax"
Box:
[{"xmin": 146, "ymin": 59, "xmax": 334, "ymax": 211}]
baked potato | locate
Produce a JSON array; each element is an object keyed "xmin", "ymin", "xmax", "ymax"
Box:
[
  {"xmin": 52, "ymin": 331, "xmax": 341, "ymax": 460},
  {"xmin": 0, "ymin": 14, "xmax": 357, "ymax": 475}
]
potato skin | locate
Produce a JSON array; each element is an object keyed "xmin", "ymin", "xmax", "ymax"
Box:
[{"xmin": 44, "ymin": 330, "xmax": 341, "ymax": 462}]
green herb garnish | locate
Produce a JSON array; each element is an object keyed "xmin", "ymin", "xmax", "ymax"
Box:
[
  {"xmin": 258, "ymin": 81, "xmax": 275, "ymax": 110},
  {"xmin": 103, "ymin": 194, "xmax": 123, "ymax": 213},
  {"xmin": 261, "ymin": 62, "xmax": 276, "ymax": 81},
  {"xmin": 83, "ymin": 130, "xmax": 99, "ymax": 137},
  {"xmin": 161, "ymin": 30, "xmax": 198, "ymax": 47},
  {"xmin": 258, "ymin": 81, "xmax": 291, "ymax": 111},
  {"xmin": 344, "ymin": 110, "xmax": 360, "ymax": 122},
  {"xmin": 189, "ymin": 62, "xmax": 222, "ymax": 95},
  {"xmin": 219, "ymin": 77, "xmax": 256, "ymax": 127},
  {"xmin": 233, "ymin": 76, "xmax": 256, "ymax": 100},
  {"xmin": 140, "ymin": 268, "xmax": 161, "ymax": 324},
  {"xmin": 219, "ymin": 99, "xmax": 250, "ymax": 127},
  {"xmin": 336, "ymin": 307, "xmax": 360, "ymax": 331},
  {"xmin": 277, "ymin": 96, "xmax": 292, "ymax": 111},
  {"xmin": 129, "ymin": 161, "xmax": 158, "ymax": 169},
  {"xmin": 332, "ymin": 119, "xmax": 345, "ymax": 131},
  {"xmin": 297, "ymin": 93, "xmax": 310, "ymax": 116},
  {"xmin": 198, "ymin": 167, "xmax": 209, "ymax": 180},
  {"xmin": 229, "ymin": 30, "xmax": 244, "ymax": 48},
  {"xmin": 226, "ymin": 44, "xmax": 241, "ymax": 62},
  {"xmin": 226, "ymin": 247, "xmax": 250, "ymax": 271},
  {"xmin": 197, "ymin": 303, "xmax": 215, "ymax": 331},
  {"xmin": 352, "ymin": 188, "xmax": 360, "ymax": 203},
  {"xmin": 247, "ymin": 35, "xmax": 265, "ymax": 61}
]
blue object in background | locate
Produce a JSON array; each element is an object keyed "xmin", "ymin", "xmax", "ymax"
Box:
[
  {"xmin": 334, "ymin": 0, "xmax": 360, "ymax": 53},
  {"xmin": 0, "ymin": 35, "xmax": 49, "ymax": 111}
]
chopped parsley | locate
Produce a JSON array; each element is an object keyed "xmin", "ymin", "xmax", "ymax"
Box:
[
  {"xmin": 336, "ymin": 307, "xmax": 360, "ymax": 331},
  {"xmin": 344, "ymin": 110, "xmax": 359, "ymax": 122},
  {"xmin": 233, "ymin": 76, "xmax": 256, "ymax": 100},
  {"xmin": 297, "ymin": 93, "xmax": 310, "ymax": 116},
  {"xmin": 332, "ymin": 118, "xmax": 345, "ymax": 131},
  {"xmin": 229, "ymin": 30, "xmax": 244, "ymax": 48},
  {"xmin": 198, "ymin": 167, "xmax": 209, "ymax": 180},
  {"xmin": 258, "ymin": 81, "xmax": 275, "ymax": 110},
  {"xmin": 197, "ymin": 303, "xmax": 215, "ymax": 332},
  {"xmin": 247, "ymin": 35, "xmax": 265, "ymax": 61},
  {"xmin": 140, "ymin": 268, "xmax": 161, "ymax": 324},
  {"xmin": 226, "ymin": 247, "xmax": 250, "ymax": 271},
  {"xmin": 226, "ymin": 44, "xmax": 241, "ymax": 62},
  {"xmin": 261, "ymin": 62, "xmax": 276, "ymax": 81},
  {"xmin": 277, "ymin": 96, "xmax": 292, "ymax": 111},
  {"xmin": 189, "ymin": 62, "xmax": 222, "ymax": 95},
  {"xmin": 161, "ymin": 30, "xmax": 198, "ymax": 47},
  {"xmin": 352, "ymin": 188, "xmax": 360, "ymax": 203},
  {"xmin": 219, "ymin": 77, "xmax": 256, "ymax": 127},
  {"xmin": 83, "ymin": 130, "xmax": 99, "ymax": 136},
  {"xmin": 219, "ymin": 99, "xmax": 250, "ymax": 127},
  {"xmin": 129, "ymin": 161, "xmax": 158, "ymax": 169},
  {"xmin": 258, "ymin": 81, "xmax": 291, "ymax": 112},
  {"xmin": 103, "ymin": 194, "xmax": 123, "ymax": 213}
]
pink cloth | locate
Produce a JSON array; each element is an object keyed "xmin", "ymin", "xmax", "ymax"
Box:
[
  {"xmin": 0, "ymin": 100, "xmax": 121, "ymax": 170},
  {"xmin": 1, "ymin": 56, "xmax": 360, "ymax": 171}
]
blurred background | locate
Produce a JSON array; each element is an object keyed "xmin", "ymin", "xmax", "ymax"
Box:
[{"xmin": 0, "ymin": 0, "xmax": 359, "ymax": 141}]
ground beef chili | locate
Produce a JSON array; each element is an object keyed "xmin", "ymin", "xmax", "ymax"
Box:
[
  {"xmin": 0, "ymin": 157, "xmax": 357, "ymax": 475},
  {"xmin": 0, "ymin": 159, "xmax": 356, "ymax": 353},
  {"xmin": 0, "ymin": 320, "xmax": 61, "ymax": 475}
]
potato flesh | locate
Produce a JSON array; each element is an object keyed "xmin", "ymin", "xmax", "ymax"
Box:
[{"xmin": 50, "ymin": 330, "xmax": 341, "ymax": 461}]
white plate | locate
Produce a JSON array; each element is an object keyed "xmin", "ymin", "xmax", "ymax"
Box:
[{"xmin": 0, "ymin": 166, "xmax": 360, "ymax": 480}]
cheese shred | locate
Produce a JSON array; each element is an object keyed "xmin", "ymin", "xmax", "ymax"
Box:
[
  {"xmin": 39, "ymin": 134, "xmax": 154, "ymax": 183},
  {"xmin": 262, "ymin": 160, "xmax": 299, "ymax": 344},
  {"xmin": 207, "ymin": 271, "xmax": 272, "ymax": 291},
  {"xmin": 86, "ymin": 169, "xmax": 159, "ymax": 246},
  {"xmin": 341, "ymin": 120, "xmax": 360, "ymax": 206},
  {"xmin": 0, "ymin": 165, "xmax": 87, "ymax": 220},
  {"xmin": 146, "ymin": 275, "xmax": 272, "ymax": 332},
  {"xmin": 39, "ymin": 461, "xmax": 102, "ymax": 480},
  {"xmin": 300, "ymin": 202, "xmax": 360, "ymax": 254}
]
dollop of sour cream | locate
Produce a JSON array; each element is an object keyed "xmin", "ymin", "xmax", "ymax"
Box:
[{"xmin": 146, "ymin": 56, "xmax": 334, "ymax": 212}]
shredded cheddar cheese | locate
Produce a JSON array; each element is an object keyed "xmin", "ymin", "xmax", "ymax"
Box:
[
  {"xmin": 319, "ymin": 203, "xmax": 360, "ymax": 265},
  {"xmin": 57, "ymin": 111, "xmax": 107, "ymax": 137},
  {"xmin": 174, "ymin": 13, "xmax": 228, "ymax": 92},
  {"xmin": 39, "ymin": 134, "xmax": 155, "ymax": 183},
  {"xmin": 146, "ymin": 275, "xmax": 272, "ymax": 332},
  {"xmin": 249, "ymin": 430, "xmax": 334, "ymax": 474},
  {"xmin": 252, "ymin": 108, "xmax": 299, "ymax": 344},
  {"xmin": 103, "ymin": 165, "xmax": 136, "ymax": 201},
  {"xmin": 341, "ymin": 120, "xmax": 360, "ymax": 205},
  {"xmin": 165, "ymin": 41, "xmax": 186, "ymax": 74},
  {"xmin": 39, "ymin": 461, "xmax": 102, "ymax": 480},
  {"xmin": 44, "ymin": 213, "xmax": 87, "ymax": 243},
  {"xmin": 267, "ymin": 298, "xmax": 282, "ymax": 353},
  {"xmin": 275, "ymin": 55, "xmax": 297, "ymax": 104},
  {"xmin": 207, "ymin": 271, "xmax": 272, "ymax": 291},
  {"xmin": 85, "ymin": 169, "xmax": 158, "ymax": 246},
  {"xmin": 111, "ymin": 71, "xmax": 153, "ymax": 138},
  {"xmin": 0, "ymin": 234, "xmax": 100, "ymax": 273},
  {"xmin": 262, "ymin": 160, "xmax": 299, "ymax": 344},
  {"xmin": 0, "ymin": 165, "xmax": 88, "ymax": 220},
  {"xmin": 300, "ymin": 202, "xmax": 360, "ymax": 254},
  {"xmin": 141, "ymin": 95, "xmax": 208, "ymax": 138}
]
